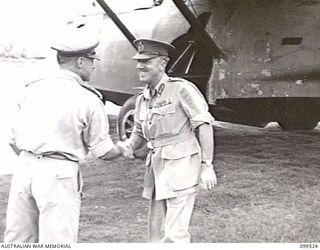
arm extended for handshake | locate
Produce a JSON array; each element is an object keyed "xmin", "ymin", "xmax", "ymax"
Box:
[
  {"xmin": 115, "ymin": 123, "xmax": 217, "ymax": 190},
  {"xmin": 116, "ymin": 133, "xmax": 147, "ymax": 160},
  {"xmin": 98, "ymin": 132, "xmax": 147, "ymax": 161}
]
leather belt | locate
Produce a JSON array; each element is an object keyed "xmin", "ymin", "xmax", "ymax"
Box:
[
  {"xmin": 21, "ymin": 151, "xmax": 78, "ymax": 162},
  {"xmin": 146, "ymin": 133, "xmax": 195, "ymax": 150}
]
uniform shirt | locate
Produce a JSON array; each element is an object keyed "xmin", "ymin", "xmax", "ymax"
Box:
[
  {"xmin": 10, "ymin": 69, "xmax": 114, "ymax": 161},
  {"xmin": 132, "ymin": 74, "xmax": 214, "ymax": 200}
]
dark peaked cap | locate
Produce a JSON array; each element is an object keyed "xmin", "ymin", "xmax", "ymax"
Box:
[
  {"xmin": 132, "ymin": 38, "xmax": 175, "ymax": 60},
  {"xmin": 51, "ymin": 24, "xmax": 100, "ymax": 60}
]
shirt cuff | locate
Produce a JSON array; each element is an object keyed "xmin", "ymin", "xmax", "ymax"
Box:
[
  {"xmin": 190, "ymin": 112, "xmax": 215, "ymax": 128},
  {"xmin": 90, "ymin": 136, "xmax": 115, "ymax": 158}
]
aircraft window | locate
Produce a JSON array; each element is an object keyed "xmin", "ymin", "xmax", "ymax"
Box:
[{"xmin": 281, "ymin": 37, "xmax": 303, "ymax": 45}]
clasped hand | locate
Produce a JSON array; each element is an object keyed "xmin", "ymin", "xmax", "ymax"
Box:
[{"xmin": 116, "ymin": 141, "xmax": 135, "ymax": 159}]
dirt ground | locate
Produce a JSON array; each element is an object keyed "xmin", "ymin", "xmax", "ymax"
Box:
[
  {"xmin": 0, "ymin": 118, "xmax": 320, "ymax": 243},
  {"xmin": 0, "ymin": 61, "xmax": 319, "ymax": 243}
]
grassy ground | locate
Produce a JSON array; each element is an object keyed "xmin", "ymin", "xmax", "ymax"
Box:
[
  {"xmin": 1, "ymin": 119, "xmax": 319, "ymax": 243},
  {"xmin": 0, "ymin": 60, "xmax": 319, "ymax": 243}
]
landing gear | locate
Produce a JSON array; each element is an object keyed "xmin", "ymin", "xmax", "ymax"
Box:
[{"xmin": 117, "ymin": 96, "xmax": 136, "ymax": 141}]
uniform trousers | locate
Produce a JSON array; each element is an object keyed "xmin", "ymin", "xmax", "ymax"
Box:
[
  {"xmin": 147, "ymin": 191, "xmax": 196, "ymax": 243},
  {"xmin": 4, "ymin": 151, "xmax": 81, "ymax": 243}
]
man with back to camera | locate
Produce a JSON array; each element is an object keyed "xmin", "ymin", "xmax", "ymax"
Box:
[
  {"xmin": 118, "ymin": 38, "xmax": 217, "ymax": 242},
  {"xmin": 4, "ymin": 24, "xmax": 123, "ymax": 243}
]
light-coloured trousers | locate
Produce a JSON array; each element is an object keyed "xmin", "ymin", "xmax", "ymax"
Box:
[
  {"xmin": 4, "ymin": 152, "xmax": 81, "ymax": 243},
  {"xmin": 147, "ymin": 192, "xmax": 196, "ymax": 243}
]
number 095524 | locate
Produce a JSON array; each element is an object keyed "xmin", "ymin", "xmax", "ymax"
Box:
[{"xmin": 300, "ymin": 244, "xmax": 318, "ymax": 248}]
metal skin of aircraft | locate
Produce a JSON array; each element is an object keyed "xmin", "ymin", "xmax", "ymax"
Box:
[{"xmin": 88, "ymin": 0, "xmax": 320, "ymax": 140}]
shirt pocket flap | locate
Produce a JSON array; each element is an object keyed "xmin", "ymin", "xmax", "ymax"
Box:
[
  {"xmin": 161, "ymin": 139, "xmax": 199, "ymax": 160},
  {"xmin": 152, "ymin": 103, "xmax": 175, "ymax": 115}
]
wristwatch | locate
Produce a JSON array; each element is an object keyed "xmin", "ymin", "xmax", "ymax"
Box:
[
  {"xmin": 201, "ymin": 160, "xmax": 213, "ymax": 170},
  {"xmin": 201, "ymin": 160, "xmax": 212, "ymax": 165}
]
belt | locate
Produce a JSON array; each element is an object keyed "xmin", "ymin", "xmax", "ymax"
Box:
[
  {"xmin": 146, "ymin": 133, "xmax": 195, "ymax": 150},
  {"xmin": 21, "ymin": 151, "xmax": 78, "ymax": 162}
]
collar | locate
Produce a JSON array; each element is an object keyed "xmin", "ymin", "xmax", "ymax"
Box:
[
  {"xmin": 56, "ymin": 69, "xmax": 84, "ymax": 83},
  {"xmin": 57, "ymin": 69, "xmax": 103, "ymax": 100},
  {"xmin": 143, "ymin": 74, "xmax": 169, "ymax": 100}
]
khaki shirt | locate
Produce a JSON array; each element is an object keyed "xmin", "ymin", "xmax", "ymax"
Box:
[
  {"xmin": 132, "ymin": 74, "xmax": 214, "ymax": 200},
  {"xmin": 10, "ymin": 69, "xmax": 114, "ymax": 161}
]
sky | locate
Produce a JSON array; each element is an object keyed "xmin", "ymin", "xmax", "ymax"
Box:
[{"xmin": 0, "ymin": 0, "xmax": 150, "ymax": 56}]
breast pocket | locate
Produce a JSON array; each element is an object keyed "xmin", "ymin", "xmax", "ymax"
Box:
[{"xmin": 152, "ymin": 103, "xmax": 181, "ymax": 136}]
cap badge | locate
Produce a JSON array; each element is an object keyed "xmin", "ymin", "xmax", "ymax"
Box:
[{"xmin": 137, "ymin": 41, "xmax": 144, "ymax": 53}]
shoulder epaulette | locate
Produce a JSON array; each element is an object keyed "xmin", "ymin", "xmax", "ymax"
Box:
[
  {"xmin": 79, "ymin": 83, "xmax": 103, "ymax": 100},
  {"xmin": 169, "ymin": 77, "xmax": 194, "ymax": 86},
  {"xmin": 25, "ymin": 78, "xmax": 45, "ymax": 87},
  {"xmin": 168, "ymin": 77, "xmax": 183, "ymax": 82}
]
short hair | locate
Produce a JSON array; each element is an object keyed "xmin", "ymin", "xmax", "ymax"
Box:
[{"xmin": 56, "ymin": 54, "xmax": 78, "ymax": 65}]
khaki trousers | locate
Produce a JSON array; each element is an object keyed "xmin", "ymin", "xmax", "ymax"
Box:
[
  {"xmin": 147, "ymin": 192, "xmax": 196, "ymax": 243},
  {"xmin": 4, "ymin": 152, "xmax": 81, "ymax": 243}
]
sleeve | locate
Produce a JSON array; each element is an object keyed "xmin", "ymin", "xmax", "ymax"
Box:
[
  {"xmin": 8, "ymin": 105, "xmax": 19, "ymax": 147},
  {"xmin": 83, "ymin": 98, "xmax": 115, "ymax": 158},
  {"xmin": 131, "ymin": 94, "xmax": 144, "ymax": 138},
  {"xmin": 125, "ymin": 94, "xmax": 146, "ymax": 151},
  {"xmin": 8, "ymin": 87, "xmax": 27, "ymax": 148},
  {"xmin": 179, "ymin": 81, "xmax": 215, "ymax": 129}
]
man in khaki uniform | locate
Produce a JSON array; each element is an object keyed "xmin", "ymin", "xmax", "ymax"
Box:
[
  {"xmin": 118, "ymin": 38, "xmax": 217, "ymax": 242},
  {"xmin": 4, "ymin": 25, "xmax": 122, "ymax": 243}
]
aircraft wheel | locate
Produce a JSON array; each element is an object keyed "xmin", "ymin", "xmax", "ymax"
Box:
[
  {"xmin": 278, "ymin": 118, "xmax": 318, "ymax": 130},
  {"xmin": 117, "ymin": 96, "xmax": 136, "ymax": 141},
  {"xmin": 117, "ymin": 96, "xmax": 148, "ymax": 159}
]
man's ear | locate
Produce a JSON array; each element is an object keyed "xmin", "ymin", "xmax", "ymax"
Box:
[
  {"xmin": 160, "ymin": 59, "xmax": 168, "ymax": 71},
  {"xmin": 77, "ymin": 57, "xmax": 84, "ymax": 68}
]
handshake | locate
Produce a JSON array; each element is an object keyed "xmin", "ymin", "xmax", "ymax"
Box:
[
  {"xmin": 116, "ymin": 139, "xmax": 148, "ymax": 160},
  {"xmin": 116, "ymin": 140, "xmax": 135, "ymax": 159}
]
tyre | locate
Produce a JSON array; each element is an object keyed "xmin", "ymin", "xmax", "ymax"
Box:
[
  {"xmin": 117, "ymin": 96, "xmax": 136, "ymax": 141},
  {"xmin": 117, "ymin": 95, "xmax": 148, "ymax": 159}
]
